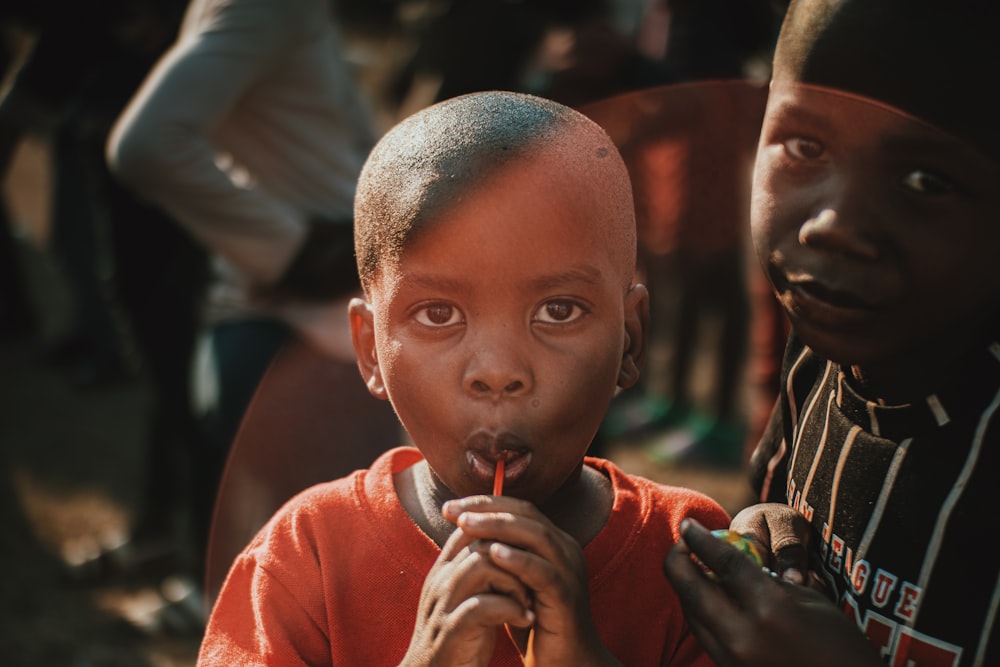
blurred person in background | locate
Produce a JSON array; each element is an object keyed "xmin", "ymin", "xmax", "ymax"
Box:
[
  {"xmin": 107, "ymin": 0, "xmax": 399, "ymax": 590},
  {"xmin": 0, "ymin": 0, "xmax": 210, "ymax": 584},
  {"xmin": 594, "ymin": 0, "xmax": 784, "ymax": 467}
]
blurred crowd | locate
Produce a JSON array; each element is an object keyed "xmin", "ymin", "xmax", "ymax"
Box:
[{"xmin": 1, "ymin": 0, "xmax": 784, "ymax": 661}]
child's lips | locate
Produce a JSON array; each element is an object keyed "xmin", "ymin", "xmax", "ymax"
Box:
[
  {"xmin": 792, "ymin": 279, "xmax": 872, "ymax": 309},
  {"xmin": 776, "ymin": 266, "xmax": 888, "ymax": 326},
  {"xmin": 466, "ymin": 433, "xmax": 532, "ymax": 490},
  {"xmin": 784, "ymin": 278, "xmax": 884, "ymax": 329}
]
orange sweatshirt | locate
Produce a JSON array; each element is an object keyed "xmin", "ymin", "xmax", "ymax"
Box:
[{"xmin": 198, "ymin": 447, "xmax": 729, "ymax": 666}]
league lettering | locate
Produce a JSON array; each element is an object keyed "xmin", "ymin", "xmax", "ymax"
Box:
[
  {"xmin": 870, "ymin": 569, "xmax": 897, "ymax": 609},
  {"xmin": 784, "ymin": 480, "xmax": 960, "ymax": 664},
  {"xmin": 849, "ymin": 558, "xmax": 870, "ymax": 595},
  {"xmin": 842, "ymin": 544, "xmax": 854, "ymax": 583},
  {"xmin": 829, "ymin": 534, "xmax": 845, "ymax": 573},
  {"xmin": 783, "ymin": 478, "xmax": 813, "ymax": 519},
  {"xmin": 893, "ymin": 582, "xmax": 921, "ymax": 622}
]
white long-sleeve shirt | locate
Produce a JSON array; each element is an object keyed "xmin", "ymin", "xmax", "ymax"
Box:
[{"xmin": 108, "ymin": 0, "xmax": 376, "ymax": 353}]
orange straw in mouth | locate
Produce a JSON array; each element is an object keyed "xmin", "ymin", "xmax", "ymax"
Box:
[
  {"xmin": 495, "ymin": 458, "xmax": 536, "ymax": 666},
  {"xmin": 493, "ymin": 459, "xmax": 505, "ymax": 495}
]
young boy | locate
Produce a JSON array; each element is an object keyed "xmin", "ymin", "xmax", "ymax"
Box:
[
  {"xmin": 197, "ymin": 90, "xmax": 730, "ymax": 666},
  {"xmin": 663, "ymin": 1, "xmax": 1000, "ymax": 666}
]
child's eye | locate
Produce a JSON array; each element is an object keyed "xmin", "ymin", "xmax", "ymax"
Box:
[
  {"xmin": 783, "ymin": 136, "xmax": 826, "ymax": 161},
  {"xmin": 900, "ymin": 168, "xmax": 956, "ymax": 195},
  {"xmin": 414, "ymin": 303, "xmax": 462, "ymax": 327},
  {"xmin": 534, "ymin": 299, "xmax": 586, "ymax": 324}
]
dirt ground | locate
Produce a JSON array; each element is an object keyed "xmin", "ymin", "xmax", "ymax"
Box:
[{"xmin": 1, "ymin": 127, "xmax": 755, "ymax": 667}]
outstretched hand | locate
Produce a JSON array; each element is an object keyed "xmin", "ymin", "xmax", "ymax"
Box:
[{"xmin": 663, "ymin": 518, "xmax": 883, "ymax": 667}]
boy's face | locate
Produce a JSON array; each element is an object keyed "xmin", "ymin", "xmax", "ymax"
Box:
[
  {"xmin": 751, "ymin": 83, "xmax": 1000, "ymax": 367},
  {"xmin": 352, "ymin": 152, "xmax": 645, "ymax": 503}
]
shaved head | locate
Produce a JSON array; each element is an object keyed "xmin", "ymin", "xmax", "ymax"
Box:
[
  {"xmin": 774, "ymin": 0, "xmax": 1000, "ymax": 163},
  {"xmin": 354, "ymin": 91, "xmax": 636, "ymax": 291}
]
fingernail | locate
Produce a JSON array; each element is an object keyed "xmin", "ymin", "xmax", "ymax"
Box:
[
  {"xmin": 460, "ymin": 512, "xmax": 483, "ymax": 527},
  {"xmin": 491, "ymin": 542, "xmax": 512, "ymax": 559}
]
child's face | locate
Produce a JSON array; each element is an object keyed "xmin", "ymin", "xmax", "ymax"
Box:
[
  {"xmin": 353, "ymin": 153, "xmax": 643, "ymax": 503},
  {"xmin": 751, "ymin": 83, "xmax": 1000, "ymax": 368}
]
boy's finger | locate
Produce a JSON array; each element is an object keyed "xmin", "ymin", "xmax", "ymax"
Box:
[
  {"xmin": 435, "ymin": 543, "xmax": 534, "ymax": 610},
  {"xmin": 453, "ymin": 512, "xmax": 568, "ymax": 572},
  {"xmin": 451, "ymin": 593, "xmax": 535, "ymax": 632},
  {"xmin": 487, "ymin": 541, "xmax": 555, "ymax": 586},
  {"xmin": 438, "ymin": 524, "xmax": 479, "ymax": 561},
  {"xmin": 443, "ymin": 494, "xmax": 539, "ymax": 521},
  {"xmin": 662, "ymin": 534, "xmax": 745, "ymax": 656}
]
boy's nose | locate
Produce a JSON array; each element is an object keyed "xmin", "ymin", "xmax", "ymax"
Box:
[
  {"xmin": 469, "ymin": 378, "xmax": 526, "ymax": 395},
  {"xmin": 798, "ymin": 207, "xmax": 880, "ymax": 260},
  {"xmin": 463, "ymin": 340, "xmax": 532, "ymax": 398}
]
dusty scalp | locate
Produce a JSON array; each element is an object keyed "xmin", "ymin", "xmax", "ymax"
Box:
[{"xmin": 354, "ymin": 90, "xmax": 634, "ymax": 290}]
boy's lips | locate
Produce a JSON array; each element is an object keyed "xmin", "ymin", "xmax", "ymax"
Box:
[
  {"xmin": 465, "ymin": 431, "xmax": 532, "ymax": 490},
  {"xmin": 791, "ymin": 279, "xmax": 871, "ymax": 309},
  {"xmin": 773, "ymin": 264, "xmax": 892, "ymax": 328},
  {"xmin": 782, "ymin": 276, "xmax": 879, "ymax": 327}
]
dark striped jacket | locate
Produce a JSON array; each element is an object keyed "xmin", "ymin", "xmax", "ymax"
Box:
[{"xmin": 750, "ymin": 333, "xmax": 1000, "ymax": 667}]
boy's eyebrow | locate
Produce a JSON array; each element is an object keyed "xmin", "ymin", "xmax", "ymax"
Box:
[
  {"xmin": 404, "ymin": 265, "xmax": 605, "ymax": 292},
  {"xmin": 404, "ymin": 274, "xmax": 468, "ymax": 292},
  {"xmin": 524, "ymin": 265, "xmax": 605, "ymax": 291},
  {"xmin": 765, "ymin": 100, "xmax": 837, "ymax": 136}
]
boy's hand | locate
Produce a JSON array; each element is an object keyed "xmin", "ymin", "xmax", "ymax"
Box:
[
  {"xmin": 400, "ymin": 518, "xmax": 535, "ymax": 667},
  {"xmin": 663, "ymin": 519, "xmax": 884, "ymax": 667},
  {"xmin": 728, "ymin": 503, "xmax": 825, "ymax": 591},
  {"xmin": 443, "ymin": 495, "xmax": 623, "ymax": 667}
]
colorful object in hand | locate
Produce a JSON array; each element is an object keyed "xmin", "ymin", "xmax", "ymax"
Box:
[
  {"xmin": 711, "ymin": 529, "xmax": 764, "ymax": 565},
  {"xmin": 699, "ymin": 529, "xmax": 765, "ymax": 581}
]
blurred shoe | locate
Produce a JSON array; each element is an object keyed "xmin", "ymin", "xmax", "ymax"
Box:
[
  {"xmin": 643, "ymin": 414, "xmax": 746, "ymax": 469},
  {"xmin": 156, "ymin": 574, "xmax": 208, "ymax": 636},
  {"xmin": 62, "ymin": 534, "xmax": 184, "ymax": 585},
  {"xmin": 105, "ymin": 573, "xmax": 208, "ymax": 639},
  {"xmin": 599, "ymin": 393, "xmax": 690, "ymax": 441}
]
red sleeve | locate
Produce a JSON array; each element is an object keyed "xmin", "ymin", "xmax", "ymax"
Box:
[{"xmin": 197, "ymin": 524, "xmax": 331, "ymax": 666}]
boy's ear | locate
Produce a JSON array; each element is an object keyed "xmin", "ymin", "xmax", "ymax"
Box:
[
  {"xmin": 349, "ymin": 297, "xmax": 388, "ymax": 401},
  {"xmin": 618, "ymin": 283, "xmax": 649, "ymax": 389}
]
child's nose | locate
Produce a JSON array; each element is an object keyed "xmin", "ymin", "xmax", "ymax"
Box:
[
  {"xmin": 797, "ymin": 207, "xmax": 880, "ymax": 260},
  {"xmin": 463, "ymin": 339, "xmax": 532, "ymax": 398}
]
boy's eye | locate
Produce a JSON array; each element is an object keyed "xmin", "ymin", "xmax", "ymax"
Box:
[
  {"xmin": 900, "ymin": 168, "xmax": 955, "ymax": 195},
  {"xmin": 534, "ymin": 299, "xmax": 585, "ymax": 324},
  {"xmin": 783, "ymin": 136, "xmax": 826, "ymax": 161},
  {"xmin": 414, "ymin": 303, "xmax": 462, "ymax": 327}
]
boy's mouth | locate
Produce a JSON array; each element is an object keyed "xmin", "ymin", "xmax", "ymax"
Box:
[
  {"xmin": 773, "ymin": 265, "xmax": 885, "ymax": 323},
  {"xmin": 791, "ymin": 279, "xmax": 871, "ymax": 309},
  {"xmin": 465, "ymin": 431, "xmax": 532, "ymax": 489}
]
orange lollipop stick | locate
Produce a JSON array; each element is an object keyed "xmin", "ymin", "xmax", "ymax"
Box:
[
  {"xmin": 494, "ymin": 459, "xmax": 536, "ymax": 666},
  {"xmin": 493, "ymin": 459, "xmax": 505, "ymax": 495}
]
